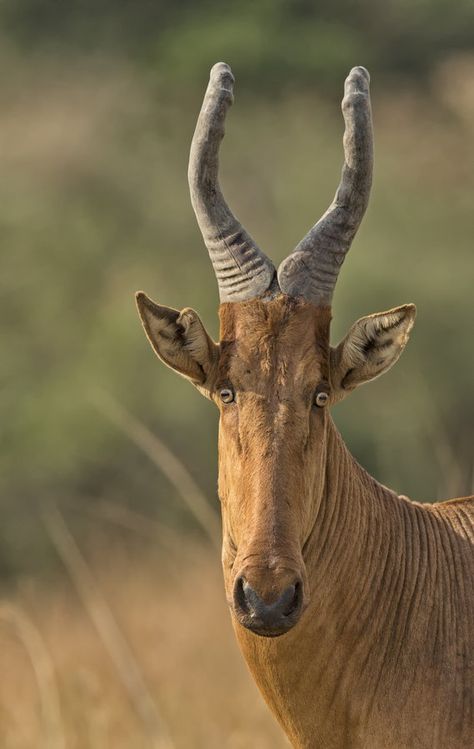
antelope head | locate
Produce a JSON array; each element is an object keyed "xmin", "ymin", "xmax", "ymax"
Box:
[{"xmin": 136, "ymin": 64, "xmax": 416, "ymax": 637}]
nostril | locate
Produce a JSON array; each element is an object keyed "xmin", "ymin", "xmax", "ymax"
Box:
[
  {"xmin": 234, "ymin": 576, "xmax": 250, "ymax": 614},
  {"xmin": 282, "ymin": 582, "xmax": 301, "ymax": 617},
  {"xmin": 239, "ymin": 577, "xmax": 265, "ymax": 617}
]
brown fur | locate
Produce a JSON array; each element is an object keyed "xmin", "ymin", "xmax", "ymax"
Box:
[{"xmin": 136, "ymin": 292, "xmax": 474, "ymax": 748}]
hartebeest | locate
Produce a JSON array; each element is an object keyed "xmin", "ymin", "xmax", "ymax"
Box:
[{"xmin": 136, "ymin": 64, "xmax": 474, "ymax": 748}]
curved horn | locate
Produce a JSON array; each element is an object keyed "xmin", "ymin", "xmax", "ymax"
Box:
[
  {"xmin": 188, "ymin": 62, "xmax": 277, "ymax": 303},
  {"xmin": 278, "ymin": 66, "xmax": 373, "ymax": 306}
]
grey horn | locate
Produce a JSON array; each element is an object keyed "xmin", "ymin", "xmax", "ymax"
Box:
[
  {"xmin": 278, "ymin": 66, "xmax": 374, "ymax": 306},
  {"xmin": 188, "ymin": 62, "xmax": 277, "ymax": 303}
]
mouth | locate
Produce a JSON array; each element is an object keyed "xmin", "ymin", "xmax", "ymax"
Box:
[{"xmin": 236, "ymin": 610, "xmax": 302, "ymax": 638}]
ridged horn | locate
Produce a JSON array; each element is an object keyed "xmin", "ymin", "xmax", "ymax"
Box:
[
  {"xmin": 188, "ymin": 62, "xmax": 277, "ymax": 303},
  {"xmin": 278, "ymin": 66, "xmax": 373, "ymax": 306}
]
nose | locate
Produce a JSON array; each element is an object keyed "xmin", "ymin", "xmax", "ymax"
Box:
[{"xmin": 233, "ymin": 575, "xmax": 303, "ymax": 637}]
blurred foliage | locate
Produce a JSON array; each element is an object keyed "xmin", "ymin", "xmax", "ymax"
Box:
[
  {"xmin": 1, "ymin": 0, "xmax": 474, "ymax": 90},
  {"xmin": 0, "ymin": 2, "xmax": 473, "ymax": 575}
]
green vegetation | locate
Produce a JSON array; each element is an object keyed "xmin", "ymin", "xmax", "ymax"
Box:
[
  {"xmin": 0, "ymin": 4, "xmax": 473, "ymax": 575},
  {"xmin": 1, "ymin": 0, "xmax": 474, "ymax": 90}
]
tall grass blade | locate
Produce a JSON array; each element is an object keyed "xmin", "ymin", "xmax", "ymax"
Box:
[
  {"xmin": 41, "ymin": 501, "xmax": 175, "ymax": 749},
  {"xmin": 91, "ymin": 389, "xmax": 221, "ymax": 548},
  {"xmin": 0, "ymin": 602, "xmax": 65, "ymax": 749}
]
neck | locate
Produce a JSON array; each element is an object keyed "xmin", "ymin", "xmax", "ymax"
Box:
[
  {"xmin": 304, "ymin": 417, "xmax": 402, "ymax": 616},
  {"xmin": 232, "ymin": 417, "xmax": 466, "ymax": 748}
]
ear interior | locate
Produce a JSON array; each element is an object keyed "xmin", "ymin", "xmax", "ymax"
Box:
[
  {"xmin": 136, "ymin": 292, "xmax": 218, "ymax": 385},
  {"xmin": 332, "ymin": 304, "xmax": 416, "ymax": 391}
]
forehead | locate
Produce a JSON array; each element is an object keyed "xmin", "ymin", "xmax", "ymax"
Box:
[{"xmin": 218, "ymin": 295, "xmax": 331, "ymax": 386}]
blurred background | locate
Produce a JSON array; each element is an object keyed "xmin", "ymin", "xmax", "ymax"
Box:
[{"xmin": 1, "ymin": 1, "xmax": 473, "ymax": 746}]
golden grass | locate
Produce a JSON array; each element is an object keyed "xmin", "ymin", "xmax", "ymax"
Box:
[{"xmin": 0, "ymin": 528, "xmax": 288, "ymax": 748}]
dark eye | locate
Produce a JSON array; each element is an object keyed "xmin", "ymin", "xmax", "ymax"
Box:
[
  {"xmin": 314, "ymin": 390, "xmax": 329, "ymax": 408},
  {"xmin": 220, "ymin": 387, "xmax": 235, "ymax": 404}
]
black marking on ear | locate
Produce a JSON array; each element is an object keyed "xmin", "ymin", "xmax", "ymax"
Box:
[
  {"xmin": 362, "ymin": 336, "xmax": 376, "ymax": 354},
  {"xmin": 363, "ymin": 334, "xmax": 395, "ymax": 356},
  {"xmin": 380, "ymin": 316, "xmax": 404, "ymax": 332},
  {"xmin": 376, "ymin": 337, "xmax": 394, "ymax": 350},
  {"xmin": 341, "ymin": 368, "xmax": 355, "ymax": 389}
]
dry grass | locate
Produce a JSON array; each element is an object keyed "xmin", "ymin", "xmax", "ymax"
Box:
[{"xmin": 0, "ymin": 526, "xmax": 288, "ymax": 749}]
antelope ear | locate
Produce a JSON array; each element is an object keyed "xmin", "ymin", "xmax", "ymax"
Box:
[
  {"xmin": 135, "ymin": 292, "xmax": 219, "ymax": 395},
  {"xmin": 330, "ymin": 304, "xmax": 416, "ymax": 398}
]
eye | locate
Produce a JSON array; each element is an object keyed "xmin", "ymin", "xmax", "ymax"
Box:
[
  {"xmin": 314, "ymin": 390, "xmax": 330, "ymax": 408},
  {"xmin": 220, "ymin": 387, "xmax": 235, "ymax": 404}
]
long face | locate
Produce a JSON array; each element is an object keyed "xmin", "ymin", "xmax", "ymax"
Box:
[
  {"xmin": 136, "ymin": 290, "xmax": 415, "ymax": 636},
  {"xmin": 216, "ymin": 297, "xmax": 332, "ymax": 636}
]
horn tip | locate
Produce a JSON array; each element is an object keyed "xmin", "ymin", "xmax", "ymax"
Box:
[
  {"xmin": 210, "ymin": 61, "xmax": 234, "ymax": 87},
  {"xmin": 349, "ymin": 65, "xmax": 370, "ymax": 81},
  {"xmin": 345, "ymin": 66, "xmax": 370, "ymax": 96}
]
